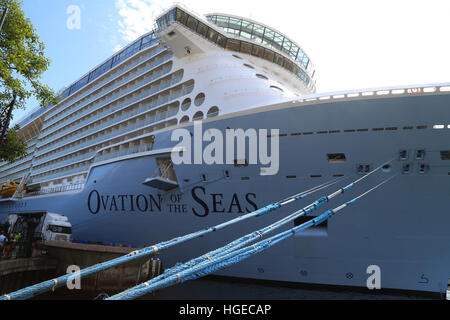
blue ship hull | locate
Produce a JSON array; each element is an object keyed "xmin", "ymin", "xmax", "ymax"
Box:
[{"xmin": 1, "ymin": 92, "xmax": 450, "ymax": 294}]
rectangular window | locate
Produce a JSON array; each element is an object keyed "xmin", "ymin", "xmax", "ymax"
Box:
[
  {"xmin": 233, "ymin": 159, "xmax": 248, "ymax": 167},
  {"xmin": 273, "ymin": 33, "xmax": 284, "ymax": 51},
  {"xmin": 263, "ymin": 49, "xmax": 274, "ymax": 62},
  {"xmin": 141, "ymin": 33, "xmax": 157, "ymax": 50},
  {"xmin": 168, "ymin": 8, "xmax": 176, "ymax": 23},
  {"xmin": 207, "ymin": 28, "xmax": 218, "ymax": 43},
  {"xmin": 274, "ymin": 53, "xmax": 284, "ymax": 66},
  {"xmin": 112, "ymin": 40, "xmax": 140, "ymax": 67},
  {"xmin": 229, "ymin": 17, "xmax": 242, "ymax": 30},
  {"xmin": 216, "ymin": 16, "xmax": 229, "ymax": 28},
  {"xmin": 216, "ymin": 34, "xmax": 227, "ymax": 48},
  {"xmin": 301, "ymin": 56, "xmax": 309, "ymax": 68},
  {"xmin": 61, "ymin": 87, "xmax": 71, "ymax": 99},
  {"xmin": 70, "ymin": 74, "xmax": 89, "ymax": 94},
  {"xmin": 252, "ymin": 24, "xmax": 265, "ymax": 39},
  {"xmin": 225, "ymin": 39, "xmax": 241, "ymax": 52},
  {"xmin": 240, "ymin": 31, "xmax": 252, "ymax": 40},
  {"xmin": 176, "ymin": 8, "xmax": 188, "ymax": 25},
  {"xmin": 252, "ymin": 45, "xmax": 264, "ymax": 58},
  {"xmin": 241, "ymin": 21, "xmax": 254, "ymax": 35},
  {"xmin": 196, "ymin": 22, "xmax": 208, "ymax": 37},
  {"xmin": 207, "ymin": 15, "xmax": 216, "ymax": 23},
  {"xmin": 49, "ymin": 225, "xmax": 72, "ymax": 234},
  {"xmin": 290, "ymin": 44, "xmax": 299, "ymax": 59},
  {"xmin": 292, "ymin": 65, "xmax": 300, "ymax": 77},
  {"xmin": 263, "ymin": 29, "xmax": 275, "ymax": 42},
  {"xmin": 240, "ymin": 42, "xmax": 252, "ymax": 55},
  {"xmin": 327, "ymin": 153, "xmax": 347, "ymax": 163},
  {"xmin": 186, "ymin": 16, "xmax": 198, "ymax": 31},
  {"xmin": 283, "ymin": 59, "xmax": 294, "ymax": 72},
  {"xmin": 441, "ymin": 151, "xmax": 450, "ymax": 160}
]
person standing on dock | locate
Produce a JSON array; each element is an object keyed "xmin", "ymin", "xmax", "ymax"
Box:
[
  {"xmin": 2, "ymin": 234, "xmax": 14, "ymax": 259},
  {"xmin": 0, "ymin": 232, "xmax": 6, "ymax": 253}
]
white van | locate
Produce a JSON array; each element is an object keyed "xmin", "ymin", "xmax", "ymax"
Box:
[{"xmin": 7, "ymin": 212, "xmax": 72, "ymax": 242}]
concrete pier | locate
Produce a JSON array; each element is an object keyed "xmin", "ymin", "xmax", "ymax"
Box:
[
  {"xmin": 0, "ymin": 257, "xmax": 58, "ymax": 294},
  {"xmin": 0, "ymin": 241, "xmax": 162, "ymax": 299},
  {"xmin": 44, "ymin": 241, "xmax": 161, "ymax": 292}
]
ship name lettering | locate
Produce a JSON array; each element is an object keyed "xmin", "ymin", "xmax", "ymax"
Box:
[
  {"xmin": 88, "ymin": 190, "xmax": 162, "ymax": 214},
  {"xmin": 191, "ymin": 186, "xmax": 258, "ymax": 218}
]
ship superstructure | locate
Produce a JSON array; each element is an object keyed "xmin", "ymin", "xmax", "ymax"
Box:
[
  {"xmin": 1, "ymin": 4, "xmax": 450, "ymax": 295},
  {"xmin": 0, "ymin": 4, "xmax": 316, "ymax": 194}
]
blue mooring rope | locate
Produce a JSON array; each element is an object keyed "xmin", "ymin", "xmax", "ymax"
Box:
[
  {"xmin": 109, "ymin": 174, "xmax": 397, "ymax": 300},
  {"xmin": 0, "ymin": 175, "xmax": 347, "ymax": 300},
  {"xmin": 1, "ymin": 160, "xmax": 393, "ymax": 300}
]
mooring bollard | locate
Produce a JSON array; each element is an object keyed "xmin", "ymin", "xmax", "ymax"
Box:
[{"xmin": 150, "ymin": 258, "xmax": 162, "ymax": 278}]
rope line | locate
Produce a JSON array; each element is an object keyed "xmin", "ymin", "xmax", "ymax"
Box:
[
  {"xmin": 109, "ymin": 174, "xmax": 396, "ymax": 300},
  {"xmin": 0, "ymin": 175, "xmax": 344, "ymax": 300},
  {"xmin": 109, "ymin": 162, "xmax": 394, "ymax": 299}
]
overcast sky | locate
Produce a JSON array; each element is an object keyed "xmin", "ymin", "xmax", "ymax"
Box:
[{"xmin": 13, "ymin": 0, "xmax": 450, "ymax": 124}]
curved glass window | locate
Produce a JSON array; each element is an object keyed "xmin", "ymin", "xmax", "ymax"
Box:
[
  {"xmin": 157, "ymin": 7, "xmax": 314, "ymax": 91},
  {"xmin": 194, "ymin": 93, "xmax": 205, "ymax": 106},
  {"xmin": 206, "ymin": 14, "xmax": 313, "ymax": 73},
  {"xmin": 193, "ymin": 111, "xmax": 204, "ymax": 121},
  {"xmin": 180, "ymin": 116, "xmax": 189, "ymax": 123},
  {"xmin": 181, "ymin": 98, "xmax": 191, "ymax": 111},
  {"xmin": 207, "ymin": 107, "xmax": 219, "ymax": 118},
  {"xmin": 256, "ymin": 74, "xmax": 268, "ymax": 80},
  {"xmin": 270, "ymin": 85, "xmax": 284, "ymax": 93}
]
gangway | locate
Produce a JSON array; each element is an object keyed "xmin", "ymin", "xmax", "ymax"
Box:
[{"xmin": 11, "ymin": 172, "xmax": 31, "ymax": 199}]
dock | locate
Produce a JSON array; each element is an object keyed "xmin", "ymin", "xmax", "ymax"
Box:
[
  {"xmin": 0, "ymin": 257, "xmax": 57, "ymax": 295},
  {"xmin": 0, "ymin": 240, "xmax": 162, "ymax": 298}
]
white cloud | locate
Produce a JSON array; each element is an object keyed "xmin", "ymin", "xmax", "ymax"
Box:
[
  {"xmin": 114, "ymin": 0, "xmax": 255, "ymax": 43},
  {"xmin": 113, "ymin": 0, "xmax": 450, "ymax": 93},
  {"xmin": 115, "ymin": 0, "xmax": 168, "ymax": 42},
  {"xmin": 113, "ymin": 44, "xmax": 124, "ymax": 53}
]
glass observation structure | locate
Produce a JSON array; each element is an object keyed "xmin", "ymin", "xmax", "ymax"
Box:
[
  {"xmin": 206, "ymin": 15, "xmax": 314, "ymax": 74},
  {"xmin": 156, "ymin": 7, "xmax": 315, "ymax": 89}
]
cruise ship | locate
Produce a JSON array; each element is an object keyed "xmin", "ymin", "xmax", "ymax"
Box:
[{"xmin": 1, "ymin": 4, "xmax": 450, "ymax": 295}]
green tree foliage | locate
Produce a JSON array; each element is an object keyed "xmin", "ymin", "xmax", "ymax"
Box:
[
  {"xmin": 0, "ymin": 124, "xmax": 25, "ymax": 162},
  {"xmin": 0, "ymin": 0, "xmax": 59, "ymax": 162}
]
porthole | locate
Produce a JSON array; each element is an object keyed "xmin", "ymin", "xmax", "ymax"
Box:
[
  {"xmin": 180, "ymin": 116, "xmax": 189, "ymax": 123},
  {"xmin": 194, "ymin": 93, "xmax": 205, "ymax": 106},
  {"xmin": 232, "ymin": 54, "xmax": 243, "ymax": 59},
  {"xmin": 256, "ymin": 74, "xmax": 268, "ymax": 80},
  {"xmin": 181, "ymin": 98, "xmax": 191, "ymax": 111},
  {"xmin": 193, "ymin": 111, "xmax": 204, "ymax": 121},
  {"xmin": 207, "ymin": 106, "xmax": 219, "ymax": 118},
  {"xmin": 244, "ymin": 63, "xmax": 255, "ymax": 69},
  {"xmin": 270, "ymin": 85, "xmax": 284, "ymax": 93}
]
